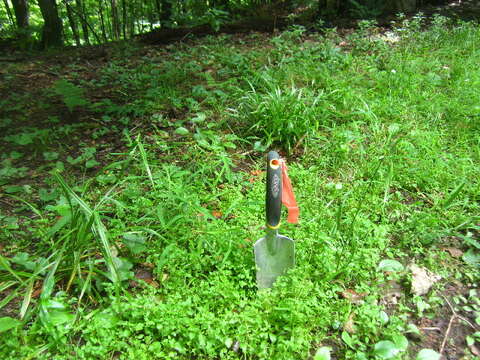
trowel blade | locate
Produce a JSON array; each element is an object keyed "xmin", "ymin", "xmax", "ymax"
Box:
[{"xmin": 254, "ymin": 233, "xmax": 295, "ymax": 289}]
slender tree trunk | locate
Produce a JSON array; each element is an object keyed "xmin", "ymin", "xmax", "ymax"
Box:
[
  {"xmin": 146, "ymin": 1, "xmax": 153, "ymax": 31},
  {"xmin": 2, "ymin": 0, "xmax": 16, "ymax": 27},
  {"xmin": 148, "ymin": 12, "xmax": 154, "ymax": 32},
  {"xmin": 105, "ymin": 0, "xmax": 113, "ymax": 39},
  {"xmin": 139, "ymin": 0, "xmax": 144, "ymax": 33},
  {"xmin": 64, "ymin": 0, "xmax": 80, "ymax": 45},
  {"xmin": 161, "ymin": 0, "xmax": 172, "ymax": 23},
  {"xmin": 11, "ymin": 0, "xmax": 29, "ymax": 29},
  {"xmin": 110, "ymin": 0, "xmax": 120, "ymax": 39},
  {"xmin": 155, "ymin": 0, "xmax": 161, "ymax": 23},
  {"xmin": 75, "ymin": 0, "xmax": 89, "ymax": 44},
  {"xmin": 37, "ymin": 0, "xmax": 63, "ymax": 48},
  {"xmin": 98, "ymin": 0, "xmax": 107, "ymax": 41},
  {"xmin": 317, "ymin": 0, "xmax": 341, "ymax": 18},
  {"xmin": 128, "ymin": 0, "xmax": 135, "ymax": 37},
  {"xmin": 211, "ymin": 0, "xmax": 230, "ymax": 10},
  {"xmin": 121, "ymin": 0, "xmax": 126, "ymax": 38},
  {"xmin": 385, "ymin": 0, "xmax": 418, "ymax": 13}
]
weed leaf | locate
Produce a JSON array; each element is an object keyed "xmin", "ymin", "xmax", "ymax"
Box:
[
  {"xmin": 314, "ymin": 346, "xmax": 331, "ymax": 360},
  {"xmin": 0, "ymin": 317, "xmax": 20, "ymax": 332},
  {"xmin": 122, "ymin": 233, "xmax": 147, "ymax": 254},
  {"xmin": 462, "ymin": 249, "xmax": 480, "ymax": 267},
  {"xmin": 374, "ymin": 340, "xmax": 400, "ymax": 359},
  {"xmin": 416, "ymin": 349, "xmax": 441, "ymax": 360},
  {"xmin": 378, "ymin": 259, "xmax": 404, "ymax": 272}
]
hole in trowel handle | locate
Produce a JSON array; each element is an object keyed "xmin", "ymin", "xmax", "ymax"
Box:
[{"xmin": 270, "ymin": 159, "xmax": 280, "ymax": 169}]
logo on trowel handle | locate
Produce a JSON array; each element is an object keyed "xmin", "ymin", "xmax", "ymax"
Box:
[{"xmin": 271, "ymin": 174, "xmax": 280, "ymax": 198}]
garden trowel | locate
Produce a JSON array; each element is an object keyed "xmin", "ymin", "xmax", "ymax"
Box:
[{"xmin": 254, "ymin": 151, "xmax": 299, "ymax": 289}]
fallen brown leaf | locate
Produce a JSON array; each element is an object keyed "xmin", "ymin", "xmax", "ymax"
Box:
[
  {"xmin": 341, "ymin": 289, "xmax": 367, "ymax": 305},
  {"xmin": 248, "ymin": 170, "xmax": 263, "ymax": 184},
  {"xmin": 443, "ymin": 247, "xmax": 463, "ymax": 258},
  {"xmin": 32, "ymin": 281, "xmax": 43, "ymax": 299}
]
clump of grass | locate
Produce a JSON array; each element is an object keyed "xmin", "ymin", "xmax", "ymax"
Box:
[{"xmin": 236, "ymin": 83, "xmax": 326, "ymax": 152}]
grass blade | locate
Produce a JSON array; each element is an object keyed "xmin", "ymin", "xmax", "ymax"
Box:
[
  {"xmin": 0, "ymin": 286, "xmax": 21, "ymax": 311},
  {"xmin": 54, "ymin": 172, "xmax": 119, "ymax": 286},
  {"xmin": 0, "ymin": 281, "xmax": 16, "ymax": 292},
  {"xmin": 442, "ymin": 181, "xmax": 466, "ymax": 209},
  {"xmin": 0, "ymin": 255, "xmax": 25, "ymax": 284},
  {"xmin": 92, "ymin": 213, "xmax": 119, "ymax": 284},
  {"xmin": 20, "ymin": 279, "xmax": 34, "ymax": 319},
  {"xmin": 136, "ymin": 135, "xmax": 155, "ymax": 189}
]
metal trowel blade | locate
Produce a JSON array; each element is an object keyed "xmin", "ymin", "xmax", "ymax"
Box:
[{"xmin": 254, "ymin": 232, "xmax": 295, "ymax": 289}]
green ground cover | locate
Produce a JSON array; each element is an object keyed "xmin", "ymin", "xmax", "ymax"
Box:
[{"xmin": 0, "ymin": 15, "xmax": 479, "ymax": 359}]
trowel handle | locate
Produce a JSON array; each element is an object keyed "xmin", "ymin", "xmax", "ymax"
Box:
[{"xmin": 266, "ymin": 151, "xmax": 282, "ymax": 229}]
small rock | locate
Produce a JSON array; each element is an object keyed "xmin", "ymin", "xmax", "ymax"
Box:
[{"xmin": 409, "ymin": 264, "xmax": 441, "ymax": 296}]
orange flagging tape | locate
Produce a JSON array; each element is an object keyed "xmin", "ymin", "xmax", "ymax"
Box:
[{"xmin": 280, "ymin": 160, "xmax": 299, "ymax": 224}]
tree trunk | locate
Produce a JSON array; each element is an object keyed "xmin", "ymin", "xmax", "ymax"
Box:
[
  {"xmin": 2, "ymin": 0, "xmax": 16, "ymax": 27},
  {"xmin": 64, "ymin": 0, "xmax": 80, "ymax": 45},
  {"xmin": 75, "ymin": 0, "xmax": 89, "ymax": 44},
  {"xmin": 98, "ymin": 0, "xmax": 107, "ymax": 41},
  {"xmin": 11, "ymin": 0, "xmax": 29, "ymax": 29},
  {"xmin": 110, "ymin": 0, "xmax": 120, "ymax": 39},
  {"xmin": 147, "ymin": 1, "xmax": 154, "ymax": 31},
  {"xmin": 384, "ymin": 0, "xmax": 418, "ymax": 13},
  {"xmin": 211, "ymin": 0, "xmax": 230, "ymax": 10},
  {"xmin": 161, "ymin": 0, "xmax": 172, "ymax": 23},
  {"xmin": 37, "ymin": 0, "xmax": 63, "ymax": 48},
  {"xmin": 128, "ymin": 0, "xmax": 135, "ymax": 37},
  {"xmin": 317, "ymin": 0, "xmax": 342, "ymax": 19},
  {"xmin": 155, "ymin": 0, "xmax": 161, "ymax": 23},
  {"xmin": 121, "ymin": 0, "xmax": 126, "ymax": 38}
]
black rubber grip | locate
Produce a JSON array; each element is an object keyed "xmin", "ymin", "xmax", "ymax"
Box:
[{"xmin": 266, "ymin": 151, "xmax": 282, "ymax": 228}]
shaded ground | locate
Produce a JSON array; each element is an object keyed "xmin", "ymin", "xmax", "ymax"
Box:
[
  {"xmin": 422, "ymin": 0, "xmax": 480, "ymax": 21},
  {"xmin": 411, "ymin": 283, "xmax": 480, "ymax": 359}
]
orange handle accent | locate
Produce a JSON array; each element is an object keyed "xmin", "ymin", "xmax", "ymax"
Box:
[{"xmin": 280, "ymin": 160, "xmax": 299, "ymax": 224}]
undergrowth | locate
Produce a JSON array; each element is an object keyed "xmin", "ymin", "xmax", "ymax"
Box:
[{"xmin": 0, "ymin": 15, "xmax": 479, "ymax": 359}]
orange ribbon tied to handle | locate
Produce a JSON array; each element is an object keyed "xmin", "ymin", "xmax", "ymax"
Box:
[{"xmin": 280, "ymin": 160, "xmax": 299, "ymax": 224}]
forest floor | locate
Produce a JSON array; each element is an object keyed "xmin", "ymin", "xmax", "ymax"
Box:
[{"xmin": 1, "ymin": 8, "xmax": 480, "ymax": 360}]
